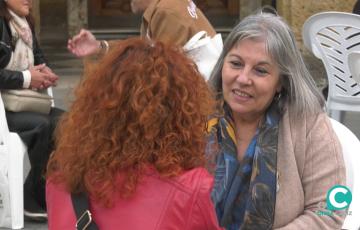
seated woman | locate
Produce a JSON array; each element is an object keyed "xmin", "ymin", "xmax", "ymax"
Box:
[
  {"xmin": 0, "ymin": 0, "xmax": 63, "ymax": 220},
  {"xmin": 46, "ymin": 37, "xmax": 222, "ymax": 230},
  {"xmin": 206, "ymin": 9, "xmax": 346, "ymax": 229}
]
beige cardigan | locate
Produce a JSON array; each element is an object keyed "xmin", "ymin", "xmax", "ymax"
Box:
[{"xmin": 273, "ymin": 109, "xmax": 346, "ymax": 229}]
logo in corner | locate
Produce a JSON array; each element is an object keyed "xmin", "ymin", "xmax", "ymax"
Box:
[{"xmin": 326, "ymin": 185, "xmax": 352, "ymax": 210}]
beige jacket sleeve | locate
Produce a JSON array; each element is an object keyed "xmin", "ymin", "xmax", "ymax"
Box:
[
  {"xmin": 276, "ymin": 113, "xmax": 346, "ymax": 229},
  {"xmin": 148, "ymin": 9, "xmax": 191, "ymax": 47}
]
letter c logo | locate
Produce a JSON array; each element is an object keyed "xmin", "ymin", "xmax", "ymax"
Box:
[{"xmin": 326, "ymin": 185, "xmax": 352, "ymax": 210}]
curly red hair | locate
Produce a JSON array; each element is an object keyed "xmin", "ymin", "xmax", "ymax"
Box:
[{"xmin": 47, "ymin": 37, "xmax": 214, "ymax": 207}]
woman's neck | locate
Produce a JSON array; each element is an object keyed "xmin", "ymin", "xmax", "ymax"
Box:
[
  {"xmin": 233, "ymin": 113, "xmax": 264, "ymax": 131},
  {"xmin": 233, "ymin": 113, "xmax": 264, "ymax": 160}
]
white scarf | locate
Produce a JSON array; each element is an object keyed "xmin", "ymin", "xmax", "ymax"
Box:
[{"xmin": 5, "ymin": 9, "xmax": 34, "ymax": 71}]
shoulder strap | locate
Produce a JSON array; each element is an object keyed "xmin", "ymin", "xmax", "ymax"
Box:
[{"xmin": 71, "ymin": 193, "xmax": 99, "ymax": 230}]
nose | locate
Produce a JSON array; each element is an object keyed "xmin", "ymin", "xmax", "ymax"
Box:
[{"xmin": 236, "ymin": 68, "xmax": 251, "ymax": 85}]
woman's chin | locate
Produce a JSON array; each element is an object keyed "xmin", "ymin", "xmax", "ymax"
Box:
[{"xmin": 17, "ymin": 9, "xmax": 30, "ymax": 17}]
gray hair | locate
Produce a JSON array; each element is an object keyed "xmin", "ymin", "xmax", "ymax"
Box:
[{"xmin": 209, "ymin": 10, "xmax": 325, "ymax": 118}]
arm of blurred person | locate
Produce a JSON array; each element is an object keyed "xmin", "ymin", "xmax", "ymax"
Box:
[
  {"xmin": 0, "ymin": 69, "xmax": 25, "ymax": 89},
  {"xmin": 0, "ymin": 35, "xmax": 24, "ymax": 89},
  {"xmin": 0, "ymin": 65, "xmax": 56, "ymax": 90},
  {"xmin": 67, "ymin": 29, "xmax": 105, "ymax": 57},
  {"xmin": 275, "ymin": 113, "xmax": 346, "ymax": 230}
]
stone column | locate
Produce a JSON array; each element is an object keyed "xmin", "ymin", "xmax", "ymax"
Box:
[
  {"xmin": 240, "ymin": 0, "xmax": 262, "ymax": 19},
  {"xmin": 32, "ymin": 0, "xmax": 40, "ymax": 38},
  {"xmin": 67, "ymin": 0, "xmax": 88, "ymax": 37}
]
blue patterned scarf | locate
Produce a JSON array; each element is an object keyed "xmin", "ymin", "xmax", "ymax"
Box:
[{"xmin": 206, "ymin": 104, "xmax": 280, "ymax": 230}]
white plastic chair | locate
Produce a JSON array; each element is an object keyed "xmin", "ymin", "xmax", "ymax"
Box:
[
  {"xmin": 329, "ymin": 118, "xmax": 360, "ymax": 229},
  {"xmin": 0, "ymin": 92, "xmax": 30, "ymax": 229},
  {"xmin": 303, "ymin": 12, "xmax": 360, "ymax": 122},
  {"xmin": 348, "ymin": 51, "xmax": 360, "ymax": 85}
]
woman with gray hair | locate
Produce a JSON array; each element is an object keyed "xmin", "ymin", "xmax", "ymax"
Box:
[{"xmin": 207, "ymin": 9, "xmax": 346, "ymax": 229}]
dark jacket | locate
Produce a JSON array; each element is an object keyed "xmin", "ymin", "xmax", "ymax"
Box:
[{"xmin": 0, "ymin": 16, "xmax": 47, "ymax": 89}]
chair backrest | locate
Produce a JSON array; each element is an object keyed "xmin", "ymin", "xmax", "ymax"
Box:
[
  {"xmin": 329, "ymin": 118, "xmax": 360, "ymax": 229},
  {"xmin": 303, "ymin": 12, "xmax": 360, "ymax": 112},
  {"xmin": 348, "ymin": 51, "xmax": 360, "ymax": 84}
]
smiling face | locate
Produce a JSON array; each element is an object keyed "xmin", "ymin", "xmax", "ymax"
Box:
[
  {"xmin": 222, "ymin": 38, "xmax": 282, "ymax": 122},
  {"xmin": 5, "ymin": 0, "xmax": 32, "ymax": 17}
]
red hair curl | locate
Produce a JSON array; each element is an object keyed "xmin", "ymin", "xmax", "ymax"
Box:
[{"xmin": 47, "ymin": 37, "xmax": 215, "ymax": 207}]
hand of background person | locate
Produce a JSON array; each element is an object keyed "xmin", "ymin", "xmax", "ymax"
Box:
[
  {"xmin": 29, "ymin": 64, "xmax": 58, "ymax": 90},
  {"xmin": 40, "ymin": 65, "xmax": 59, "ymax": 86},
  {"xmin": 67, "ymin": 29, "xmax": 101, "ymax": 57}
]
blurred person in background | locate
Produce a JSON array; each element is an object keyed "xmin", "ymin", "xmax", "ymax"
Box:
[
  {"xmin": 67, "ymin": 0, "xmax": 215, "ymax": 57},
  {"xmin": 0, "ymin": 0, "xmax": 63, "ymax": 221}
]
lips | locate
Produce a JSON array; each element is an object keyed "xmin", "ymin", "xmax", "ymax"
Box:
[{"xmin": 232, "ymin": 89, "xmax": 252, "ymax": 98}]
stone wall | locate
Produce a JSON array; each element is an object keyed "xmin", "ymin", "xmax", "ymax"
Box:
[{"xmin": 277, "ymin": 0, "xmax": 356, "ymax": 46}]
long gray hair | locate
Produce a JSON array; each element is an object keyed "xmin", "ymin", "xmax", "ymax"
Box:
[{"xmin": 209, "ymin": 10, "xmax": 325, "ymax": 119}]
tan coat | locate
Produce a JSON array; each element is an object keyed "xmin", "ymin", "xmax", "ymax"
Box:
[
  {"xmin": 274, "ymin": 109, "xmax": 346, "ymax": 229},
  {"xmin": 141, "ymin": 0, "xmax": 215, "ymax": 46}
]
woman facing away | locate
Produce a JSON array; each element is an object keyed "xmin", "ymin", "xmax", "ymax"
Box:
[
  {"xmin": 46, "ymin": 37, "xmax": 223, "ymax": 230},
  {"xmin": 206, "ymin": 9, "xmax": 346, "ymax": 229},
  {"xmin": 0, "ymin": 0, "xmax": 63, "ymax": 220}
]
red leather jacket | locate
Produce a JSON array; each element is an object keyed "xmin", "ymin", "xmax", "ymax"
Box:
[{"xmin": 46, "ymin": 167, "xmax": 223, "ymax": 230}]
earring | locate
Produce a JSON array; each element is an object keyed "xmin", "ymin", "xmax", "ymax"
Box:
[{"xmin": 274, "ymin": 91, "xmax": 282, "ymax": 102}]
